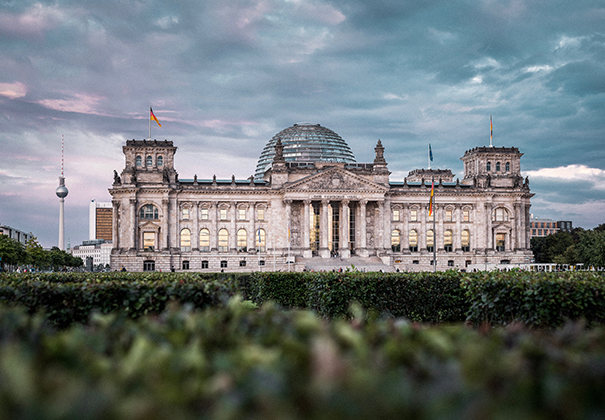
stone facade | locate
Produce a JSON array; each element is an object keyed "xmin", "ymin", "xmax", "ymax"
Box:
[{"xmin": 109, "ymin": 137, "xmax": 534, "ymax": 272}]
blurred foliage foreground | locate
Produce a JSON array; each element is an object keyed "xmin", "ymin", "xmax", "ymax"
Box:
[{"xmin": 1, "ymin": 299, "xmax": 605, "ymax": 420}]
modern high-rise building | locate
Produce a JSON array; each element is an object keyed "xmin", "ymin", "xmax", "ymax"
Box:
[{"xmin": 89, "ymin": 200, "xmax": 113, "ymax": 241}]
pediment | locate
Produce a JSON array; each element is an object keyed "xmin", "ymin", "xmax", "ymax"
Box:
[{"xmin": 285, "ymin": 167, "xmax": 387, "ymax": 192}]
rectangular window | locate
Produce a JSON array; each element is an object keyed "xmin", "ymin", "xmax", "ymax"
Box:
[
  {"xmin": 393, "ymin": 209, "xmax": 400, "ymax": 222},
  {"xmin": 239, "ymin": 260, "xmax": 246, "ymax": 267},
  {"xmin": 428, "ymin": 212, "xmax": 434, "ymax": 222},
  {"xmin": 257, "ymin": 208, "xmax": 264, "ymax": 220},
  {"xmin": 182, "ymin": 260, "xmax": 190, "ymax": 270},
  {"xmin": 446, "ymin": 209, "xmax": 452, "ymax": 222},
  {"xmin": 220, "ymin": 209, "xmax": 228, "ymax": 220},
  {"xmin": 448, "ymin": 260, "xmax": 454, "ymax": 267},
  {"xmin": 238, "ymin": 208, "xmax": 246, "ymax": 220},
  {"xmin": 220, "ymin": 260, "xmax": 227, "ymax": 268},
  {"xmin": 201, "ymin": 208, "xmax": 209, "ymax": 220},
  {"xmin": 143, "ymin": 232, "xmax": 155, "ymax": 251},
  {"xmin": 259, "ymin": 260, "xmax": 265, "ymax": 266},
  {"xmin": 201, "ymin": 260, "xmax": 209, "ymax": 269},
  {"xmin": 410, "ymin": 210, "xmax": 417, "ymax": 222},
  {"xmin": 182, "ymin": 208, "xmax": 190, "ymax": 220},
  {"xmin": 463, "ymin": 209, "xmax": 470, "ymax": 222},
  {"xmin": 496, "ymin": 233, "xmax": 506, "ymax": 252},
  {"xmin": 143, "ymin": 260, "xmax": 155, "ymax": 271}
]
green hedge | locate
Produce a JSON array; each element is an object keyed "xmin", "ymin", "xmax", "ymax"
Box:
[
  {"xmin": 462, "ymin": 270, "xmax": 605, "ymax": 327},
  {"xmin": 1, "ymin": 300, "xmax": 605, "ymax": 419},
  {"xmin": 0, "ymin": 272, "xmax": 240, "ymax": 327},
  {"xmin": 242, "ymin": 271, "xmax": 468, "ymax": 322}
]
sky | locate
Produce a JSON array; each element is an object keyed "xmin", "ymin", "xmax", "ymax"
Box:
[{"xmin": 1, "ymin": 0, "xmax": 604, "ymax": 249}]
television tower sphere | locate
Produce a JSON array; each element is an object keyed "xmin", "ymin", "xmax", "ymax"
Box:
[{"xmin": 56, "ymin": 177, "xmax": 68, "ymax": 198}]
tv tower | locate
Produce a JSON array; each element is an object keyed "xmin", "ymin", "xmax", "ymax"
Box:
[{"xmin": 55, "ymin": 135, "xmax": 68, "ymax": 250}]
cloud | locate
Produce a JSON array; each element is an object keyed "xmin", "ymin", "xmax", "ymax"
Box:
[
  {"xmin": 37, "ymin": 94, "xmax": 105, "ymax": 114},
  {"xmin": 525, "ymin": 165, "xmax": 605, "ymax": 190},
  {"xmin": 0, "ymin": 82, "xmax": 27, "ymax": 99}
]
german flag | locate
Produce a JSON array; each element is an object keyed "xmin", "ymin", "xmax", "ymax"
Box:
[{"xmin": 150, "ymin": 107, "xmax": 161, "ymax": 127}]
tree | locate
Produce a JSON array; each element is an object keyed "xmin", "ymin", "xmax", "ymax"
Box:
[
  {"xmin": 577, "ymin": 230, "xmax": 605, "ymax": 268},
  {"xmin": 25, "ymin": 236, "xmax": 50, "ymax": 269},
  {"xmin": 0, "ymin": 235, "xmax": 27, "ymax": 270}
]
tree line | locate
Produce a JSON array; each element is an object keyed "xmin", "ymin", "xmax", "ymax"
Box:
[
  {"xmin": 531, "ymin": 224, "xmax": 605, "ymax": 268},
  {"xmin": 0, "ymin": 235, "xmax": 82, "ymax": 272}
]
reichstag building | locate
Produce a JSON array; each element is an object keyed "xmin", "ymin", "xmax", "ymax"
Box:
[{"xmin": 109, "ymin": 123, "xmax": 534, "ymax": 272}]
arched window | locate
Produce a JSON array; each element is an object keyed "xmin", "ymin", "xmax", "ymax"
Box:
[
  {"xmin": 493, "ymin": 207, "xmax": 509, "ymax": 222},
  {"xmin": 157, "ymin": 156, "xmax": 163, "ymax": 167},
  {"xmin": 409, "ymin": 230, "xmax": 418, "ymax": 252},
  {"xmin": 146, "ymin": 155, "xmax": 153, "ymax": 167},
  {"xmin": 180, "ymin": 229, "xmax": 191, "ymax": 252},
  {"xmin": 139, "ymin": 204, "xmax": 159, "ymax": 219},
  {"xmin": 135, "ymin": 155, "xmax": 142, "ymax": 167},
  {"xmin": 461, "ymin": 230, "xmax": 470, "ymax": 252},
  {"xmin": 427, "ymin": 230, "xmax": 434, "ymax": 252},
  {"xmin": 218, "ymin": 229, "xmax": 229, "ymax": 252},
  {"xmin": 391, "ymin": 230, "xmax": 401, "ymax": 252},
  {"xmin": 237, "ymin": 229, "xmax": 247, "ymax": 252},
  {"xmin": 505, "ymin": 162, "xmax": 510, "ymax": 172},
  {"xmin": 199, "ymin": 229, "xmax": 210, "ymax": 252},
  {"xmin": 444, "ymin": 230, "xmax": 453, "ymax": 252},
  {"xmin": 487, "ymin": 161, "xmax": 491, "ymax": 172},
  {"xmin": 496, "ymin": 162, "xmax": 501, "ymax": 171},
  {"xmin": 256, "ymin": 229, "xmax": 266, "ymax": 252}
]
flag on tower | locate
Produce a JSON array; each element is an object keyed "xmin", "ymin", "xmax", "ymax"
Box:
[
  {"xmin": 429, "ymin": 179, "xmax": 434, "ymax": 216},
  {"xmin": 429, "ymin": 143, "xmax": 433, "ymax": 162},
  {"xmin": 490, "ymin": 114, "xmax": 493, "ymax": 142},
  {"xmin": 150, "ymin": 107, "xmax": 161, "ymax": 127}
]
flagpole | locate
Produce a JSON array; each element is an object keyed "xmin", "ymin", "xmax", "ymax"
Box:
[
  {"xmin": 432, "ymin": 176, "xmax": 436, "ymax": 272},
  {"xmin": 149, "ymin": 106, "xmax": 151, "ymax": 140},
  {"xmin": 489, "ymin": 114, "xmax": 493, "ymax": 147}
]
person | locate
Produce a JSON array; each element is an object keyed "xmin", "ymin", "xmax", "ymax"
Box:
[
  {"xmin": 121, "ymin": 266, "xmax": 127, "ymax": 272},
  {"xmin": 171, "ymin": 266, "xmax": 175, "ymax": 272}
]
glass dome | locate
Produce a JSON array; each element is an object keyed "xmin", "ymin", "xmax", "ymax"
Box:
[{"xmin": 254, "ymin": 123, "xmax": 356, "ymax": 179}]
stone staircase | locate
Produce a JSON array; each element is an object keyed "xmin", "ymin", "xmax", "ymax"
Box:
[{"xmin": 297, "ymin": 256, "xmax": 395, "ymax": 273}]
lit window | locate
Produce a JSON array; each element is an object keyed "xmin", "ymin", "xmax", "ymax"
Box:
[
  {"xmin": 157, "ymin": 156, "xmax": 163, "ymax": 167},
  {"xmin": 237, "ymin": 229, "xmax": 247, "ymax": 252},
  {"xmin": 446, "ymin": 209, "xmax": 452, "ymax": 222},
  {"xmin": 200, "ymin": 229, "xmax": 210, "ymax": 252},
  {"xmin": 487, "ymin": 161, "xmax": 491, "ymax": 171},
  {"xmin": 496, "ymin": 162, "xmax": 501, "ymax": 171},
  {"xmin": 143, "ymin": 232, "xmax": 155, "ymax": 251},
  {"xmin": 180, "ymin": 229, "xmax": 191, "ymax": 252},
  {"xmin": 220, "ymin": 209, "xmax": 228, "ymax": 220},
  {"xmin": 146, "ymin": 156, "xmax": 153, "ymax": 167},
  {"xmin": 505, "ymin": 162, "xmax": 510, "ymax": 172},
  {"xmin": 238, "ymin": 208, "xmax": 246, "ymax": 221},
  {"xmin": 463, "ymin": 209, "xmax": 470, "ymax": 222},
  {"xmin": 140, "ymin": 204, "xmax": 159, "ymax": 220},
  {"xmin": 393, "ymin": 210, "xmax": 400, "ymax": 222},
  {"xmin": 257, "ymin": 208, "xmax": 264, "ymax": 221},
  {"xmin": 427, "ymin": 230, "xmax": 434, "ymax": 252},
  {"xmin": 493, "ymin": 208, "xmax": 509, "ymax": 222},
  {"xmin": 410, "ymin": 209, "xmax": 417, "ymax": 222},
  {"xmin": 136, "ymin": 155, "xmax": 142, "ymax": 167},
  {"xmin": 409, "ymin": 230, "xmax": 418, "ymax": 252},
  {"xmin": 496, "ymin": 233, "xmax": 506, "ymax": 251},
  {"xmin": 201, "ymin": 208, "xmax": 209, "ymax": 220},
  {"xmin": 461, "ymin": 230, "xmax": 470, "ymax": 252},
  {"xmin": 218, "ymin": 229, "xmax": 229, "ymax": 252},
  {"xmin": 256, "ymin": 229, "xmax": 266, "ymax": 252},
  {"xmin": 428, "ymin": 210, "xmax": 433, "ymax": 222},
  {"xmin": 182, "ymin": 208, "xmax": 190, "ymax": 220},
  {"xmin": 444, "ymin": 230, "xmax": 453, "ymax": 252},
  {"xmin": 391, "ymin": 230, "xmax": 401, "ymax": 252}
]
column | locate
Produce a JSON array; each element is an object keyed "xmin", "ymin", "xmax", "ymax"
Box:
[
  {"xmin": 303, "ymin": 200, "xmax": 311, "ymax": 258},
  {"xmin": 210, "ymin": 202, "xmax": 218, "ymax": 251},
  {"xmin": 454, "ymin": 205, "xmax": 461, "ymax": 251},
  {"xmin": 193, "ymin": 202, "xmax": 200, "ymax": 251},
  {"xmin": 383, "ymin": 197, "xmax": 391, "ymax": 252},
  {"xmin": 129, "ymin": 198, "xmax": 136, "ymax": 251},
  {"xmin": 377, "ymin": 199, "xmax": 385, "ymax": 254},
  {"xmin": 402, "ymin": 203, "xmax": 409, "ymax": 252},
  {"xmin": 340, "ymin": 200, "xmax": 350, "ymax": 258},
  {"xmin": 359, "ymin": 200, "xmax": 368, "ymax": 257},
  {"xmin": 420, "ymin": 204, "xmax": 427, "ymax": 251},
  {"xmin": 320, "ymin": 199, "xmax": 330, "ymax": 258},
  {"xmin": 437, "ymin": 204, "xmax": 444, "ymax": 251},
  {"xmin": 251, "ymin": 204, "xmax": 257, "ymax": 253},
  {"xmin": 485, "ymin": 203, "xmax": 492, "ymax": 251},
  {"xmin": 162, "ymin": 198, "xmax": 169, "ymax": 251},
  {"xmin": 284, "ymin": 200, "xmax": 292, "ymax": 254},
  {"xmin": 170, "ymin": 195, "xmax": 178, "ymax": 251},
  {"xmin": 230, "ymin": 202, "xmax": 237, "ymax": 252},
  {"xmin": 112, "ymin": 200, "xmax": 120, "ymax": 250}
]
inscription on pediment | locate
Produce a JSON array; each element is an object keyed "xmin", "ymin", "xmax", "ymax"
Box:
[{"xmin": 290, "ymin": 170, "xmax": 383, "ymax": 192}]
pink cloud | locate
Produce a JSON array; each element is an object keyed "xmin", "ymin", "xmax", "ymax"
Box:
[{"xmin": 0, "ymin": 82, "xmax": 27, "ymax": 99}]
